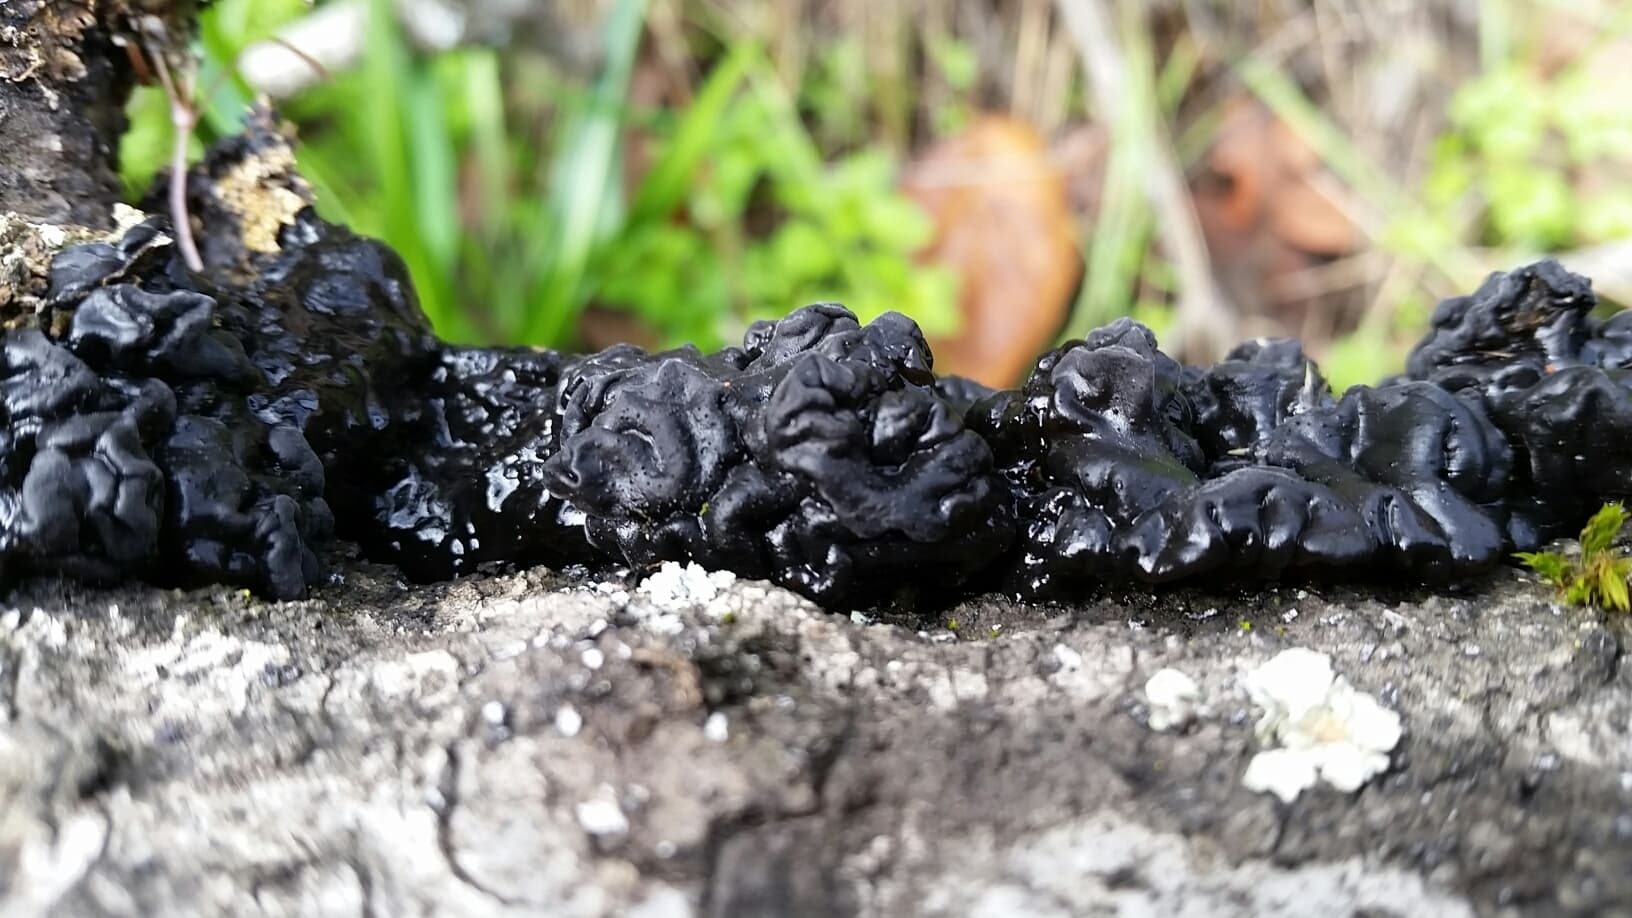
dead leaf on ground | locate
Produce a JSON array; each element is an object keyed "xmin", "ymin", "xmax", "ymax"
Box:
[
  {"xmin": 1191, "ymin": 96, "xmax": 1360, "ymax": 343},
  {"xmin": 901, "ymin": 114, "xmax": 1082, "ymax": 387}
]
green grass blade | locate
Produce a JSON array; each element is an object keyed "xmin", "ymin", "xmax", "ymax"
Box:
[
  {"xmin": 363, "ymin": 0, "xmax": 414, "ymax": 234},
  {"xmin": 745, "ymin": 56, "xmax": 825, "ymax": 183},
  {"xmin": 405, "ymin": 66, "xmax": 460, "ymax": 272},
  {"xmin": 361, "ymin": 0, "xmax": 457, "ymax": 335},
  {"xmin": 1067, "ymin": 134, "xmax": 1152, "ymax": 340},
  {"xmin": 522, "ymin": 0, "xmax": 651, "ymax": 346},
  {"xmin": 1065, "ymin": 6, "xmax": 1157, "ymax": 341},
  {"xmin": 463, "ymin": 50, "xmax": 512, "ymax": 240},
  {"xmin": 629, "ymin": 40, "xmax": 756, "ymax": 223},
  {"xmin": 290, "ymin": 142, "xmax": 361, "ymax": 227}
]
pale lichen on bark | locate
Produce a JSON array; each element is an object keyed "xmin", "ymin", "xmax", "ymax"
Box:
[{"xmin": 0, "ymin": 204, "xmax": 146, "ymax": 330}]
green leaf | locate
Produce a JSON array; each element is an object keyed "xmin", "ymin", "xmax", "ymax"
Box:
[
  {"xmin": 357, "ymin": 0, "xmax": 458, "ymax": 337},
  {"xmin": 1578, "ymin": 189, "xmax": 1632, "ymax": 245},
  {"xmin": 629, "ymin": 41, "xmax": 756, "ymax": 224},
  {"xmin": 1598, "ymin": 564, "xmax": 1630, "ymax": 612},
  {"xmin": 862, "ymin": 195, "xmax": 935, "ymax": 250},
  {"xmin": 1422, "ymin": 137, "xmax": 1474, "ymax": 210},
  {"xmin": 1554, "ymin": 71, "xmax": 1632, "ymax": 165},
  {"xmin": 461, "ymin": 51, "xmax": 513, "ymax": 241},
  {"xmin": 1580, "ymin": 502, "xmax": 1628, "ymax": 558},
  {"xmin": 902, "ymin": 267, "xmax": 960, "ymax": 336},
  {"xmin": 196, "ymin": 0, "xmax": 311, "ymax": 136},
  {"xmin": 1516, "ymin": 551, "xmax": 1572, "ymax": 588},
  {"xmin": 926, "ymin": 34, "xmax": 978, "ymax": 92},
  {"xmin": 771, "ymin": 220, "xmax": 838, "ymax": 282},
  {"xmin": 1379, "ymin": 212, "xmax": 1461, "ymax": 266},
  {"xmin": 522, "ymin": 0, "xmax": 650, "ymax": 345},
  {"xmin": 119, "ymin": 87, "xmax": 203, "ymax": 199},
  {"xmin": 1520, "ymin": 505, "xmax": 1632, "ymax": 612},
  {"xmin": 1322, "ymin": 330, "xmax": 1403, "ymax": 395},
  {"xmin": 1487, "ymin": 163, "xmax": 1574, "ymax": 249},
  {"xmin": 1566, "ymin": 578, "xmax": 1593, "ymax": 607},
  {"xmin": 405, "ymin": 67, "xmax": 460, "ymax": 271},
  {"xmin": 693, "ymin": 143, "xmax": 765, "ymax": 228},
  {"xmin": 1449, "ymin": 68, "xmax": 1548, "ymax": 162}
]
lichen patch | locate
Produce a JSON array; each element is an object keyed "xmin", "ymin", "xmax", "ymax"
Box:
[
  {"xmin": 0, "ymin": 211, "xmax": 108, "ymax": 328},
  {"xmin": 210, "ymin": 140, "xmax": 311, "ymax": 256},
  {"xmin": 0, "ymin": 1, "xmax": 95, "ymax": 93}
]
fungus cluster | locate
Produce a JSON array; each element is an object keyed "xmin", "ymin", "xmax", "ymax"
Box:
[{"xmin": 5, "ymin": 205, "xmax": 1631, "ymax": 610}]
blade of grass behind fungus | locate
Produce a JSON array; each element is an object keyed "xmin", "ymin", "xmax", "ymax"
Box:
[
  {"xmin": 361, "ymin": 0, "xmax": 461, "ymax": 338},
  {"xmin": 627, "ymin": 40, "xmax": 756, "ymax": 225},
  {"xmin": 522, "ymin": 0, "xmax": 650, "ymax": 348}
]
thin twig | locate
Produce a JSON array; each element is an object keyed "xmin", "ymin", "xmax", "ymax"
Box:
[
  {"xmin": 148, "ymin": 45, "xmax": 204, "ymax": 273},
  {"xmin": 1053, "ymin": 0, "xmax": 1236, "ymax": 361},
  {"xmin": 266, "ymin": 36, "xmax": 334, "ymax": 85}
]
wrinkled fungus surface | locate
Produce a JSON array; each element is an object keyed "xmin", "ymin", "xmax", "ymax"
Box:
[{"xmin": 6, "ymin": 198, "xmax": 1632, "ymax": 608}]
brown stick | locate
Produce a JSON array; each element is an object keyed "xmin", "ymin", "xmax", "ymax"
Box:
[{"xmin": 147, "ymin": 46, "xmax": 205, "ymax": 273}]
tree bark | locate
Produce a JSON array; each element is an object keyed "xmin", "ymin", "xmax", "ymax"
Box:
[{"xmin": 0, "ymin": 1, "xmax": 145, "ymax": 228}]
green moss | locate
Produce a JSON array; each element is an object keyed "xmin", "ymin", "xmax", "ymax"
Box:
[{"xmin": 1517, "ymin": 502, "xmax": 1632, "ymax": 612}]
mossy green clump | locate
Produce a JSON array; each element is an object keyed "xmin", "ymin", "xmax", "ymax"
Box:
[{"xmin": 1517, "ymin": 503, "xmax": 1632, "ymax": 612}]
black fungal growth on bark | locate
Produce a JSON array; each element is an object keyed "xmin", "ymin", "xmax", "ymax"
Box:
[
  {"xmin": 6, "ymin": 204, "xmax": 1632, "ymax": 609},
  {"xmin": 543, "ymin": 305, "xmax": 1014, "ymax": 605}
]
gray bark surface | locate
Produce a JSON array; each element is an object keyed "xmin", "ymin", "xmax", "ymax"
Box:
[
  {"xmin": 1, "ymin": 560, "xmax": 1627, "ymax": 917},
  {"xmin": 0, "ymin": 1, "xmax": 141, "ymax": 228}
]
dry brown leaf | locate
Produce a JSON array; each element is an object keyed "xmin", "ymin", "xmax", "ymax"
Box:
[
  {"xmin": 578, "ymin": 305, "xmax": 661, "ymax": 353},
  {"xmin": 1194, "ymin": 97, "xmax": 1357, "ymax": 257},
  {"xmin": 1268, "ymin": 177, "xmax": 1356, "ymax": 256},
  {"xmin": 901, "ymin": 114, "xmax": 1082, "ymax": 387},
  {"xmin": 1191, "ymin": 96, "xmax": 1360, "ymax": 340}
]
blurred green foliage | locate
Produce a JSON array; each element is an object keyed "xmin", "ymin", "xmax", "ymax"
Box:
[
  {"xmin": 1240, "ymin": 10, "xmax": 1632, "ymax": 392},
  {"xmin": 602, "ymin": 47, "xmax": 957, "ymax": 349},
  {"xmin": 1427, "ymin": 60, "xmax": 1632, "ymax": 251},
  {"xmin": 118, "ymin": 0, "xmax": 958, "ymax": 350},
  {"xmin": 115, "ymin": 0, "xmax": 1632, "ymax": 392}
]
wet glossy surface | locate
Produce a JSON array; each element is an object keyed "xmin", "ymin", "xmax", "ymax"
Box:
[{"xmin": 4, "ymin": 213, "xmax": 1628, "ymax": 608}]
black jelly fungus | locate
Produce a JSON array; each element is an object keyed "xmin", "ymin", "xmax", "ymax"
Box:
[{"xmin": 9, "ymin": 216, "xmax": 1632, "ymax": 610}]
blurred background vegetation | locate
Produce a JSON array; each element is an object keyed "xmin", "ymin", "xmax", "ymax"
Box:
[{"xmin": 121, "ymin": 0, "xmax": 1632, "ymax": 389}]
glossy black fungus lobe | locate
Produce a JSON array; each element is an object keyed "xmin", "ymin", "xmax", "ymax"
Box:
[
  {"xmin": 541, "ymin": 305, "xmax": 1013, "ymax": 605},
  {"xmin": 3, "ymin": 219, "xmax": 331, "ymax": 597},
  {"xmin": 8, "ymin": 211, "xmax": 1632, "ymax": 612}
]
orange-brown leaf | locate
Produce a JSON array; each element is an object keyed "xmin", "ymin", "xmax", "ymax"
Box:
[{"xmin": 900, "ymin": 115, "xmax": 1082, "ymax": 388}]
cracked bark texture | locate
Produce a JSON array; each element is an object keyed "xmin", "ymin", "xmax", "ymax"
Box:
[
  {"xmin": 0, "ymin": 560, "xmax": 1628, "ymax": 917},
  {"xmin": 0, "ymin": 1, "xmax": 152, "ymax": 228}
]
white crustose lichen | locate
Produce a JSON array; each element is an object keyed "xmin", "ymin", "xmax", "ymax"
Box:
[{"xmin": 1241, "ymin": 648, "xmax": 1403, "ymax": 803}]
